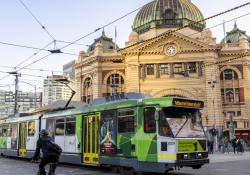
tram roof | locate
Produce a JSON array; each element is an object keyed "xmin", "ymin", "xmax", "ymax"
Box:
[
  {"xmin": 82, "ymin": 96, "xmax": 204, "ymax": 113},
  {"xmin": 0, "ymin": 114, "xmax": 41, "ymax": 124},
  {"xmin": 0, "ymin": 95, "xmax": 204, "ymax": 122}
]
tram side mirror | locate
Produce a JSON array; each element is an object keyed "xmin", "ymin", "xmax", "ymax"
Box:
[{"xmin": 155, "ymin": 108, "xmax": 160, "ymax": 121}]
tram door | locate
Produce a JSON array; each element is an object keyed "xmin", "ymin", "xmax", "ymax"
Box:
[
  {"xmin": 18, "ymin": 122, "xmax": 27, "ymax": 157},
  {"xmin": 83, "ymin": 113, "xmax": 99, "ymax": 165}
]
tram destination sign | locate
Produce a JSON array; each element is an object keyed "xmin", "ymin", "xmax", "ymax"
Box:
[{"xmin": 172, "ymin": 98, "xmax": 204, "ymax": 108}]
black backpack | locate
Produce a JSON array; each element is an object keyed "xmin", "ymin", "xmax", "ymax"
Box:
[{"xmin": 48, "ymin": 141, "xmax": 62, "ymax": 156}]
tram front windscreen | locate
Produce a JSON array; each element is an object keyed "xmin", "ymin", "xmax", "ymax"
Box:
[{"xmin": 158, "ymin": 107, "xmax": 205, "ymax": 138}]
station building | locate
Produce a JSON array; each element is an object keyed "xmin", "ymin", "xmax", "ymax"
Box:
[{"xmin": 75, "ymin": 0, "xmax": 250, "ymax": 143}]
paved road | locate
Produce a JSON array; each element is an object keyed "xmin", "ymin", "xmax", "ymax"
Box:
[{"xmin": 0, "ymin": 152, "xmax": 249, "ymax": 175}]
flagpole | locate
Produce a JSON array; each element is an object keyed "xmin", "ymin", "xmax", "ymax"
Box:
[
  {"xmin": 223, "ymin": 20, "xmax": 227, "ymax": 44},
  {"xmin": 115, "ymin": 26, "xmax": 117, "ymax": 50}
]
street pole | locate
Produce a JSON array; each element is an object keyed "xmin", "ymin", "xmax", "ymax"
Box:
[
  {"xmin": 14, "ymin": 73, "xmax": 19, "ymax": 115},
  {"xmin": 208, "ymin": 80, "xmax": 218, "ymax": 151},
  {"xmin": 8, "ymin": 71, "xmax": 20, "ymax": 116},
  {"xmin": 229, "ymin": 113, "xmax": 235, "ymax": 140}
]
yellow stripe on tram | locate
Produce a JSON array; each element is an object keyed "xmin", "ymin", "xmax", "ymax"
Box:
[{"xmin": 158, "ymin": 154, "xmax": 177, "ymax": 159}]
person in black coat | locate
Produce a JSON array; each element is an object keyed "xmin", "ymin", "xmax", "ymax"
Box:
[
  {"xmin": 32, "ymin": 129, "xmax": 60, "ymax": 175},
  {"xmin": 231, "ymin": 137, "xmax": 237, "ymax": 154}
]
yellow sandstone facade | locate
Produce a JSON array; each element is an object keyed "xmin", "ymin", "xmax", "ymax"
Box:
[{"xmin": 75, "ymin": 0, "xmax": 250, "ymax": 142}]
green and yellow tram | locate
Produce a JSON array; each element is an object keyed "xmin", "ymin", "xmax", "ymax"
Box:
[{"xmin": 0, "ymin": 93, "xmax": 209, "ymax": 173}]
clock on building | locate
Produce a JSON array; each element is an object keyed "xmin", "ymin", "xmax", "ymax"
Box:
[{"xmin": 165, "ymin": 44, "xmax": 178, "ymax": 56}]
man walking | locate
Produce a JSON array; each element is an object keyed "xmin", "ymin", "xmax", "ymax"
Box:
[
  {"xmin": 32, "ymin": 129, "xmax": 61, "ymax": 175},
  {"xmin": 231, "ymin": 137, "xmax": 237, "ymax": 154}
]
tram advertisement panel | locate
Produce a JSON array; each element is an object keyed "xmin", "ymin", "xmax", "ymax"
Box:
[
  {"xmin": 100, "ymin": 110, "xmax": 117, "ymax": 154},
  {"xmin": 178, "ymin": 140, "xmax": 206, "ymax": 152}
]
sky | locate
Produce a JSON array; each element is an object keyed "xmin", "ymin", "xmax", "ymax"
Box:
[{"xmin": 0, "ymin": 0, "xmax": 250, "ymax": 92}]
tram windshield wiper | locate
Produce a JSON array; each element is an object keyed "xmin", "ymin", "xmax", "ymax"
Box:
[{"xmin": 174, "ymin": 116, "xmax": 188, "ymax": 137}]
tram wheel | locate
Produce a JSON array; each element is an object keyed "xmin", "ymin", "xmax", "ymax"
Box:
[
  {"xmin": 118, "ymin": 167, "xmax": 135, "ymax": 175},
  {"xmin": 111, "ymin": 166, "xmax": 119, "ymax": 173},
  {"xmin": 191, "ymin": 165, "xmax": 202, "ymax": 169}
]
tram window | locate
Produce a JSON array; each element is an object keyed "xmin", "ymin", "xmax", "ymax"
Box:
[
  {"xmin": 65, "ymin": 117, "xmax": 76, "ymax": 135},
  {"xmin": 46, "ymin": 118, "xmax": 55, "ymax": 137},
  {"xmin": 55, "ymin": 118, "xmax": 65, "ymax": 135},
  {"xmin": 11, "ymin": 124, "xmax": 18, "ymax": 149},
  {"xmin": 144, "ymin": 107, "xmax": 156, "ymax": 133},
  {"xmin": 159, "ymin": 110, "xmax": 172, "ymax": 137},
  {"xmin": 2, "ymin": 126, "xmax": 8, "ymax": 137},
  {"xmin": 7, "ymin": 127, "xmax": 12, "ymax": 137},
  {"xmin": 28, "ymin": 121, "xmax": 35, "ymax": 136},
  {"xmin": 118, "ymin": 109, "xmax": 135, "ymax": 133}
]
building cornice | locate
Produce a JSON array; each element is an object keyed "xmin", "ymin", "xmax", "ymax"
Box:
[
  {"xmin": 218, "ymin": 49, "xmax": 250, "ymax": 57},
  {"xmin": 75, "ymin": 55, "xmax": 123, "ymax": 68},
  {"xmin": 120, "ymin": 30, "xmax": 216, "ymax": 56}
]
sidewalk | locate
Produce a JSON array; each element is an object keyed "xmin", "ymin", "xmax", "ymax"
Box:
[{"xmin": 209, "ymin": 151, "xmax": 250, "ymax": 163}]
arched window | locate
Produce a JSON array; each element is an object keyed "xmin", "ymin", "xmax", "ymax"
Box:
[
  {"xmin": 220, "ymin": 69, "xmax": 238, "ymax": 80},
  {"xmin": 82, "ymin": 77, "xmax": 93, "ymax": 104},
  {"xmin": 84, "ymin": 77, "xmax": 92, "ymax": 88},
  {"xmin": 106, "ymin": 74, "xmax": 124, "ymax": 96}
]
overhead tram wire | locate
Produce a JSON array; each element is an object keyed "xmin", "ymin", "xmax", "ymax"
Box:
[
  {"xmin": 16, "ymin": 0, "xmax": 81, "ymax": 65},
  {"xmin": 0, "ymin": 75, "xmax": 10, "ymax": 81},
  {"xmin": 159, "ymin": 12, "xmax": 250, "ymax": 48},
  {"xmin": 0, "ymin": 42, "xmax": 60, "ymax": 81},
  {"xmin": 9, "ymin": 4, "xmax": 144, "ymax": 75},
  {"xmin": 0, "ymin": 70, "xmax": 47, "ymax": 79},
  {"xmin": 120, "ymin": 1, "xmax": 250, "ymax": 51},
  {"xmin": 19, "ymin": 78, "xmax": 43, "ymax": 82},
  {"xmin": 153, "ymin": 13, "xmax": 250, "ymax": 75},
  {"xmin": 0, "ymin": 41, "xmax": 49, "ymax": 52},
  {"xmin": 16, "ymin": 0, "xmax": 91, "ymax": 59},
  {"xmin": 7, "ymin": 1, "xmax": 250, "ymax": 78},
  {"xmin": 17, "ymin": 53, "xmax": 53, "ymax": 72},
  {"xmin": 55, "ymin": 40, "xmax": 90, "ymax": 47},
  {"xmin": 0, "ymin": 41, "xmax": 79, "ymax": 57},
  {"xmin": 21, "ymin": 73, "xmax": 47, "ymax": 79},
  {"xmin": 0, "ymin": 65, "xmax": 63, "ymax": 74},
  {"xmin": 178, "ymin": 51, "xmax": 250, "ymax": 79},
  {"xmin": 0, "ymin": 40, "xmax": 78, "ymax": 78},
  {"xmin": 16, "ymin": 48, "xmax": 79, "ymax": 73},
  {"xmin": 59, "ymin": 6, "xmax": 144, "ymax": 50},
  {"xmin": 17, "ymin": 0, "xmax": 56, "ymax": 41},
  {"xmin": 15, "ymin": 41, "xmax": 54, "ymax": 68},
  {"xmin": 0, "ymin": 41, "xmax": 53, "ymax": 81}
]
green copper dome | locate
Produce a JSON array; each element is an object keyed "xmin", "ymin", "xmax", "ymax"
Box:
[
  {"xmin": 221, "ymin": 23, "xmax": 250, "ymax": 44},
  {"xmin": 132, "ymin": 0, "xmax": 205, "ymax": 34},
  {"xmin": 88, "ymin": 31, "xmax": 118, "ymax": 52}
]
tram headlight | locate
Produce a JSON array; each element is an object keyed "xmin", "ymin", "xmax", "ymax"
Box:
[
  {"xmin": 183, "ymin": 154, "xmax": 188, "ymax": 159},
  {"xmin": 201, "ymin": 152, "xmax": 208, "ymax": 158},
  {"xmin": 198, "ymin": 153, "xmax": 202, "ymax": 158}
]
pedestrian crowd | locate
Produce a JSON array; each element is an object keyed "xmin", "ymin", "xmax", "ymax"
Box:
[{"xmin": 207, "ymin": 136, "xmax": 246, "ymax": 155}]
